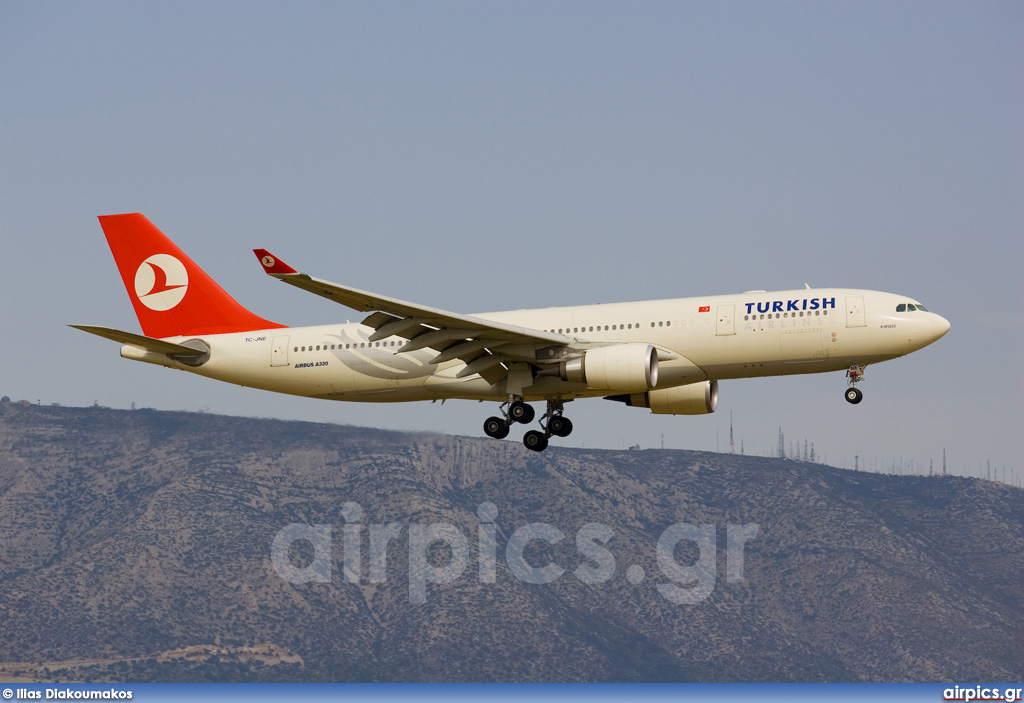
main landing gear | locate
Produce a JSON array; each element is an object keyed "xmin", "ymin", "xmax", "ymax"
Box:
[
  {"xmin": 483, "ymin": 398, "xmax": 572, "ymax": 452},
  {"xmin": 845, "ymin": 365, "xmax": 865, "ymax": 404}
]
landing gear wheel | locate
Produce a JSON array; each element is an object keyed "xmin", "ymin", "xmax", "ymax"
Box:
[
  {"xmin": 483, "ymin": 416, "xmax": 510, "ymax": 439},
  {"xmin": 548, "ymin": 415, "xmax": 573, "ymax": 438},
  {"xmin": 845, "ymin": 387, "xmax": 863, "ymax": 404},
  {"xmin": 523, "ymin": 430, "xmax": 549, "ymax": 452},
  {"xmin": 508, "ymin": 401, "xmax": 535, "ymax": 424}
]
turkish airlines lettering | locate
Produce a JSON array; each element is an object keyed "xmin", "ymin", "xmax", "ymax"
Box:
[{"xmin": 74, "ymin": 214, "xmax": 950, "ymax": 452}]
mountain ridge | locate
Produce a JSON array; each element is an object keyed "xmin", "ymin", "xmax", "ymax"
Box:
[{"xmin": 0, "ymin": 402, "xmax": 1020, "ymax": 682}]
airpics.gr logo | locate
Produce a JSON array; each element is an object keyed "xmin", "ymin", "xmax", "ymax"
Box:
[{"xmin": 134, "ymin": 254, "xmax": 188, "ymax": 311}]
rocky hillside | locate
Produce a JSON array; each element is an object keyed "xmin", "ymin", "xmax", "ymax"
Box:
[{"xmin": 0, "ymin": 402, "xmax": 1020, "ymax": 682}]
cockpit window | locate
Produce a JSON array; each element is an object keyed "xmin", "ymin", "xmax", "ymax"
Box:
[
  {"xmin": 897, "ymin": 303, "xmax": 930, "ymax": 312},
  {"xmin": 897, "ymin": 304, "xmax": 907, "ymax": 312},
  {"xmin": 916, "ymin": 304, "xmax": 929, "ymax": 311}
]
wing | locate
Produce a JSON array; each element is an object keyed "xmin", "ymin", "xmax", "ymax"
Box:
[{"xmin": 253, "ymin": 249, "xmax": 572, "ymax": 386}]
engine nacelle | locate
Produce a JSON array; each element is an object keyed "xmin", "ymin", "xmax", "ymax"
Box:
[
  {"xmin": 560, "ymin": 343, "xmax": 658, "ymax": 392},
  {"xmin": 606, "ymin": 380, "xmax": 718, "ymax": 415}
]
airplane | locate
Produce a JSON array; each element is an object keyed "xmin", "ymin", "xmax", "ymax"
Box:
[{"xmin": 73, "ymin": 213, "xmax": 951, "ymax": 452}]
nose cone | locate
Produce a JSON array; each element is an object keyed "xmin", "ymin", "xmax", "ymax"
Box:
[{"xmin": 931, "ymin": 314, "xmax": 951, "ymax": 341}]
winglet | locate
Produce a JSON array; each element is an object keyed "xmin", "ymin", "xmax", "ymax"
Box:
[{"xmin": 253, "ymin": 249, "xmax": 298, "ymax": 275}]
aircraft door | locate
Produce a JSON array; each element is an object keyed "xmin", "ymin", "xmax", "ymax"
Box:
[
  {"xmin": 271, "ymin": 335, "xmax": 290, "ymax": 366},
  {"xmin": 845, "ymin": 296, "xmax": 866, "ymax": 327},
  {"xmin": 716, "ymin": 304, "xmax": 736, "ymax": 336}
]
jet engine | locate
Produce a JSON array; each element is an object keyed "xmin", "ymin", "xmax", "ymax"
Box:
[
  {"xmin": 559, "ymin": 343, "xmax": 658, "ymax": 392},
  {"xmin": 605, "ymin": 380, "xmax": 718, "ymax": 415}
]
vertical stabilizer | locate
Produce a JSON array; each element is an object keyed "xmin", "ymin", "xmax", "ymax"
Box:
[{"xmin": 98, "ymin": 213, "xmax": 285, "ymax": 338}]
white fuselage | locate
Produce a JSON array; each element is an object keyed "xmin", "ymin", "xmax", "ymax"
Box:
[{"xmin": 122, "ymin": 288, "xmax": 949, "ymax": 403}]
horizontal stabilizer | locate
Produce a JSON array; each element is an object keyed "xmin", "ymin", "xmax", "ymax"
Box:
[{"xmin": 70, "ymin": 325, "xmax": 208, "ymax": 357}]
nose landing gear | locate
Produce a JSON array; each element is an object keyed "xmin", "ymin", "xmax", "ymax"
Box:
[{"xmin": 845, "ymin": 365, "xmax": 865, "ymax": 404}]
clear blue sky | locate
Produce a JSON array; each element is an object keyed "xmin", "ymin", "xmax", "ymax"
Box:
[{"xmin": 2, "ymin": 1, "xmax": 1021, "ymax": 480}]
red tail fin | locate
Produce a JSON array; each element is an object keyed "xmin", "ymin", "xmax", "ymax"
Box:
[{"xmin": 98, "ymin": 213, "xmax": 285, "ymax": 338}]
